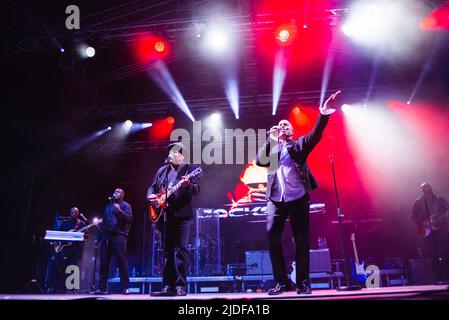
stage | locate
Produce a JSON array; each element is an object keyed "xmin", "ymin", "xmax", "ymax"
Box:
[{"xmin": 2, "ymin": 285, "xmax": 448, "ymax": 300}]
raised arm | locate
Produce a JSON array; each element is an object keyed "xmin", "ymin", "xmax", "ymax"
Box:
[{"xmin": 302, "ymin": 90, "xmax": 341, "ymax": 156}]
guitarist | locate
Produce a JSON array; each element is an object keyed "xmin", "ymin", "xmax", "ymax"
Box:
[
  {"xmin": 412, "ymin": 182, "xmax": 449, "ymax": 282},
  {"xmin": 148, "ymin": 142, "xmax": 201, "ymax": 297},
  {"xmin": 45, "ymin": 207, "xmax": 86, "ymax": 293}
]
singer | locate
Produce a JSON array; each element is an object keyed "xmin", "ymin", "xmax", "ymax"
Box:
[
  {"xmin": 256, "ymin": 90, "xmax": 341, "ymax": 295},
  {"xmin": 95, "ymin": 188, "xmax": 133, "ymax": 295},
  {"xmin": 147, "ymin": 142, "xmax": 201, "ymax": 297}
]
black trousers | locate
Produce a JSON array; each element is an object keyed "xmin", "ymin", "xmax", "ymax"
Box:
[
  {"xmin": 266, "ymin": 194, "xmax": 310, "ymax": 286},
  {"xmin": 424, "ymin": 230, "xmax": 449, "ymax": 281},
  {"xmin": 158, "ymin": 216, "xmax": 192, "ymax": 288},
  {"xmin": 98, "ymin": 233, "xmax": 129, "ymax": 290}
]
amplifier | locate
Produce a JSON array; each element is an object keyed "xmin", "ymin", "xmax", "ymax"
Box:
[
  {"xmin": 310, "ymin": 249, "xmax": 331, "ymax": 273},
  {"xmin": 245, "ymin": 251, "xmax": 272, "ymax": 275}
]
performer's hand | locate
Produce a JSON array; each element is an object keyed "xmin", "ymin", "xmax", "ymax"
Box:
[
  {"xmin": 147, "ymin": 194, "xmax": 157, "ymax": 201},
  {"xmin": 320, "ymin": 90, "xmax": 341, "ymax": 115},
  {"xmin": 113, "ymin": 203, "xmax": 121, "ymax": 211},
  {"xmin": 269, "ymin": 126, "xmax": 279, "ymax": 140},
  {"xmin": 181, "ymin": 176, "xmax": 190, "ymax": 188}
]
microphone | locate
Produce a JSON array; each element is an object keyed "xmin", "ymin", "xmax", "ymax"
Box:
[
  {"xmin": 108, "ymin": 196, "xmax": 113, "ymax": 201},
  {"xmin": 164, "ymin": 154, "xmax": 174, "ymax": 164},
  {"xmin": 266, "ymin": 127, "xmax": 280, "ymax": 135},
  {"xmin": 80, "ymin": 213, "xmax": 89, "ymax": 222}
]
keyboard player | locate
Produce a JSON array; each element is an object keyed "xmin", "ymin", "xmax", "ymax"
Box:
[{"xmin": 45, "ymin": 207, "xmax": 86, "ymax": 293}]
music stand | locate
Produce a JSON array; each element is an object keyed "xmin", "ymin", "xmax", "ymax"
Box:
[{"xmin": 330, "ymin": 155, "xmax": 361, "ymax": 291}]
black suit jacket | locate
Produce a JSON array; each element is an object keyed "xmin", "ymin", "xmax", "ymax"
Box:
[
  {"xmin": 147, "ymin": 163, "xmax": 201, "ymax": 218},
  {"xmin": 256, "ymin": 114, "xmax": 330, "ymax": 200}
]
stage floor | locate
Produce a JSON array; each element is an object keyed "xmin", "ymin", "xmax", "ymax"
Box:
[{"xmin": 2, "ymin": 285, "xmax": 449, "ymax": 300}]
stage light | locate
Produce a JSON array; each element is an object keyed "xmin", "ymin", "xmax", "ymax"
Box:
[
  {"xmin": 166, "ymin": 116, "xmax": 175, "ymax": 125},
  {"xmin": 272, "ymin": 50, "xmax": 287, "ymax": 116},
  {"xmin": 107, "ymin": 126, "xmax": 112, "ymax": 131},
  {"xmin": 292, "ymin": 106, "xmax": 301, "ymax": 115},
  {"xmin": 141, "ymin": 123, "xmax": 153, "ymax": 129},
  {"xmin": 154, "ymin": 41, "xmax": 166, "ymax": 53},
  {"xmin": 206, "ymin": 112, "xmax": 222, "ymax": 128},
  {"xmin": 341, "ymin": 104, "xmax": 351, "ymax": 113},
  {"xmin": 205, "ymin": 27, "xmax": 229, "ymax": 53},
  {"xmin": 225, "ymin": 79, "xmax": 239, "ymax": 120},
  {"xmin": 341, "ymin": 0, "xmax": 425, "ymax": 55},
  {"xmin": 275, "ymin": 24, "xmax": 296, "ymax": 46},
  {"xmin": 147, "ymin": 61, "xmax": 195, "ymax": 121},
  {"xmin": 407, "ymin": 101, "xmax": 411, "ymax": 105},
  {"xmin": 86, "ymin": 46, "xmax": 95, "ymax": 58},
  {"xmin": 59, "ymin": 48, "xmax": 65, "ymax": 53},
  {"xmin": 278, "ymin": 29, "xmax": 290, "ymax": 43},
  {"xmin": 123, "ymin": 120, "xmax": 133, "ymax": 129},
  {"xmin": 134, "ymin": 34, "xmax": 170, "ymax": 62}
]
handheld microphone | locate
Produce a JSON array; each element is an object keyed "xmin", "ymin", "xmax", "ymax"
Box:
[
  {"xmin": 80, "ymin": 213, "xmax": 89, "ymax": 222},
  {"xmin": 108, "ymin": 196, "xmax": 113, "ymax": 201},
  {"xmin": 164, "ymin": 154, "xmax": 174, "ymax": 164}
]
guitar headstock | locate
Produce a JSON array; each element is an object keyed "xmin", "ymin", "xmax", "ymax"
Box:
[
  {"xmin": 350, "ymin": 233, "xmax": 355, "ymax": 241},
  {"xmin": 189, "ymin": 167, "xmax": 203, "ymax": 179},
  {"xmin": 92, "ymin": 218, "xmax": 102, "ymax": 226}
]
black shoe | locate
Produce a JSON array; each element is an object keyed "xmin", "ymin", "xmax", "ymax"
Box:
[
  {"xmin": 150, "ymin": 285, "xmax": 176, "ymax": 297},
  {"xmin": 267, "ymin": 283, "xmax": 291, "ymax": 295},
  {"xmin": 297, "ymin": 280, "xmax": 312, "ymax": 294},
  {"xmin": 122, "ymin": 288, "xmax": 130, "ymax": 295},
  {"xmin": 176, "ymin": 286, "xmax": 187, "ymax": 296},
  {"xmin": 94, "ymin": 289, "xmax": 109, "ymax": 295}
]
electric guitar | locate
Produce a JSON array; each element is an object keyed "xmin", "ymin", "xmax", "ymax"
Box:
[
  {"xmin": 417, "ymin": 212, "xmax": 449, "ymax": 238},
  {"xmin": 148, "ymin": 167, "xmax": 202, "ymax": 222},
  {"xmin": 52, "ymin": 219, "xmax": 102, "ymax": 253},
  {"xmin": 349, "ymin": 233, "xmax": 367, "ymax": 285}
]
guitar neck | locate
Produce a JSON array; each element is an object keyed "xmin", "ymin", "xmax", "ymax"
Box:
[
  {"xmin": 351, "ymin": 240, "xmax": 360, "ymax": 264},
  {"xmin": 166, "ymin": 171, "xmax": 197, "ymax": 198}
]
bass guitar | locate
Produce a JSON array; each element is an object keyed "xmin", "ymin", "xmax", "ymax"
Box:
[
  {"xmin": 148, "ymin": 167, "xmax": 202, "ymax": 222},
  {"xmin": 349, "ymin": 233, "xmax": 368, "ymax": 285}
]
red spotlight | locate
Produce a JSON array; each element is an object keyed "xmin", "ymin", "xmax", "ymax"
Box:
[
  {"xmin": 420, "ymin": 3, "xmax": 449, "ymax": 30},
  {"xmin": 166, "ymin": 116, "xmax": 175, "ymax": 125},
  {"xmin": 149, "ymin": 117, "xmax": 174, "ymax": 140},
  {"xmin": 275, "ymin": 24, "xmax": 297, "ymax": 45},
  {"xmin": 292, "ymin": 105, "xmax": 301, "ymax": 115},
  {"xmin": 134, "ymin": 34, "xmax": 170, "ymax": 62}
]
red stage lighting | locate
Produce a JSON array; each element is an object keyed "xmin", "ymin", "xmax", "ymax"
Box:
[
  {"xmin": 134, "ymin": 35, "xmax": 170, "ymax": 62},
  {"xmin": 275, "ymin": 24, "xmax": 296, "ymax": 45},
  {"xmin": 292, "ymin": 105, "xmax": 301, "ymax": 115},
  {"xmin": 420, "ymin": 3, "xmax": 449, "ymax": 30},
  {"xmin": 166, "ymin": 116, "xmax": 175, "ymax": 125}
]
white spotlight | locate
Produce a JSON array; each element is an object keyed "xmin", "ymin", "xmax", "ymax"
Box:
[
  {"xmin": 205, "ymin": 28, "xmax": 229, "ymax": 52},
  {"xmin": 107, "ymin": 126, "xmax": 112, "ymax": 131},
  {"xmin": 341, "ymin": 104, "xmax": 351, "ymax": 113},
  {"xmin": 123, "ymin": 120, "xmax": 133, "ymax": 129},
  {"xmin": 206, "ymin": 113, "xmax": 222, "ymax": 128},
  {"xmin": 86, "ymin": 46, "xmax": 96, "ymax": 58},
  {"xmin": 141, "ymin": 123, "xmax": 153, "ymax": 129}
]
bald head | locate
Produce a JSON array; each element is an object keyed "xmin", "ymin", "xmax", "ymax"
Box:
[
  {"xmin": 420, "ymin": 183, "xmax": 433, "ymax": 197},
  {"xmin": 113, "ymin": 188, "xmax": 125, "ymax": 201}
]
